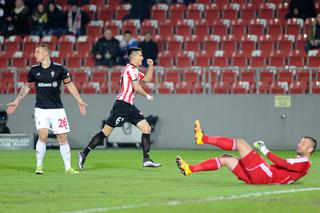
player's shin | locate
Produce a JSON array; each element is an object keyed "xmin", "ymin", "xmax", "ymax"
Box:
[
  {"xmin": 141, "ymin": 133, "xmax": 151, "ymax": 161},
  {"xmin": 83, "ymin": 131, "xmax": 106, "ymax": 156},
  {"xmin": 36, "ymin": 140, "xmax": 46, "ymax": 167},
  {"xmin": 202, "ymin": 136, "xmax": 237, "ymax": 150},
  {"xmin": 189, "ymin": 157, "xmax": 222, "ymax": 172},
  {"xmin": 59, "ymin": 143, "xmax": 71, "ymax": 171}
]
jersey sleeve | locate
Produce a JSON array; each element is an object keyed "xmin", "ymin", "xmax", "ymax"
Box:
[
  {"xmin": 60, "ymin": 65, "xmax": 71, "ymax": 81},
  {"xmin": 266, "ymin": 152, "xmax": 309, "ymax": 172},
  {"xmin": 27, "ymin": 68, "xmax": 35, "ymax": 84},
  {"xmin": 129, "ymin": 67, "xmax": 144, "ymax": 81}
]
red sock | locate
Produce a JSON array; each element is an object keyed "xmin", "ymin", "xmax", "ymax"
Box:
[
  {"xmin": 202, "ymin": 135, "xmax": 237, "ymax": 150},
  {"xmin": 189, "ymin": 157, "xmax": 222, "ymax": 172}
]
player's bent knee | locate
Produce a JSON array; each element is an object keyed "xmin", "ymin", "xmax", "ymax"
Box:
[{"xmin": 56, "ymin": 134, "xmax": 68, "ymax": 144}]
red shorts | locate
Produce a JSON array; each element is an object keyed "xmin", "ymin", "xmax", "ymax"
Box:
[{"xmin": 234, "ymin": 150, "xmax": 273, "ymax": 184}]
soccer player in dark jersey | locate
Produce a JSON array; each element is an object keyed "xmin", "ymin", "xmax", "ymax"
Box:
[
  {"xmin": 176, "ymin": 120, "xmax": 317, "ymax": 184},
  {"xmin": 78, "ymin": 47, "xmax": 161, "ymax": 170},
  {"xmin": 7, "ymin": 44, "xmax": 87, "ymax": 175}
]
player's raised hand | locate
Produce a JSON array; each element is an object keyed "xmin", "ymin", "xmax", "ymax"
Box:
[
  {"xmin": 78, "ymin": 101, "xmax": 88, "ymax": 116},
  {"xmin": 6, "ymin": 100, "xmax": 19, "ymax": 114},
  {"xmin": 253, "ymin": 140, "xmax": 269, "ymax": 155},
  {"xmin": 146, "ymin": 59, "xmax": 153, "ymax": 66}
]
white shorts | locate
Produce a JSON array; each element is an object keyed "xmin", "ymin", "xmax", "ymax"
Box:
[{"xmin": 34, "ymin": 108, "xmax": 70, "ymax": 134}]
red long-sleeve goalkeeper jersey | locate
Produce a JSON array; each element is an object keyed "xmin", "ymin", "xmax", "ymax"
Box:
[{"xmin": 267, "ymin": 152, "xmax": 311, "ymax": 184}]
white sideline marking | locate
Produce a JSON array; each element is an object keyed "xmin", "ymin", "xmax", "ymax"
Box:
[{"xmin": 61, "ymin": 187, "xmax": 320, "ymax": 213}]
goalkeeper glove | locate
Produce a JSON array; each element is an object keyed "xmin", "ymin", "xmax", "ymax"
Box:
[{"xmin": 253, "ymin": 140, "xmax": 269, "ymax": 155}]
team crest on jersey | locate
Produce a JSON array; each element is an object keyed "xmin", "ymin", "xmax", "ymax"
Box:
[
  {"xmin": 51, "ymin": 71, "xmax": 55, "ymax": 77},
  {"xmin": 52, "ymin": 81, "xmax": 58, "ymax": 87},
  {"xmin": 36, "ymin": 72, "xmax": 40, "ymax": 76}
]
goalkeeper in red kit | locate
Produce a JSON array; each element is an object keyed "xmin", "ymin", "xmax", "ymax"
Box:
[{"xmin": 176, "ymin": 120, "xmax": 317, "ymax": 184}]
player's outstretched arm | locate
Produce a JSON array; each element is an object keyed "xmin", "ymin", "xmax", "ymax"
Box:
[
  {"xmin": 254, "ymin": 141, "xmax": 305, "ymax": 172},
  {"xmin": 64, "ymin": 81, "xmax": 87, "ymax": 116},
  {"xmin": 132, "ymin": 81, "xmax": 153, "ymax": 101},
  {"xmin": 7, "ymin": 83, "xmax": 32, "ymax": 114},
  {"xmin": 141, "ymin": 59, "xmax": 154, "ymax": 83}
]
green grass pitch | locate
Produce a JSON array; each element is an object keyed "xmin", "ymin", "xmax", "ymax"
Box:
[{"xmin": 0, "ymin": 149, "xmax": 319, "ymax": 213}]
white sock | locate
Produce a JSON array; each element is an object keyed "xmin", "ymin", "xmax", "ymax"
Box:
[
  {"xmin": 59, "ymin": 143, "xmax": 71, "ymax": 171},
  {"xmin": 36, "ymin": 140, "xmax": 46, "ymax": 167}
]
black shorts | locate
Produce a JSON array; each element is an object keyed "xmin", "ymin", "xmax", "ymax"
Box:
[{"xmin": 105, "ymin": 100, "xmax": 145, "ymax": 128}]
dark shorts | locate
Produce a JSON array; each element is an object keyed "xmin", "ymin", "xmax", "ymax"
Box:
[{"xmin": 105, "ymin": 100, "xmax": 145, "ymax": 128}]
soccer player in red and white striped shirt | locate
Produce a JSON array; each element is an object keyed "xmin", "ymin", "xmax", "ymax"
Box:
[
  {"xmin": 176, "ymin": 120, "xmax": 316, "ymax": 185},
  {"xmin": 78, "ymin": 47, "xmax": 161, "ymax": 169}
]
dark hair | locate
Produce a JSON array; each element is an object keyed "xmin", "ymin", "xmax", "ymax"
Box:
[
  {"xmin": 124, "ymin": 30, "xmax": 132, "ymax": 35},
  {"xmin": 304, "ymin": 136, "xmax": 317, "ymax": 154},
  {"xmin": 127, "ymin": 47, "xmax": 142, "ymax": 58}
]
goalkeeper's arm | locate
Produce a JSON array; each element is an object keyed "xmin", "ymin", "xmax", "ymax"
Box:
[{"xmin": 254, "ymin": 141, "xmax": 305, "ymax": 172}]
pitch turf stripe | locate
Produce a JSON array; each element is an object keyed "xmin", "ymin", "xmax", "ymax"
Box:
[{"xmin": 61, "ymin": 187, "xmax": 320, "ymax": 213}]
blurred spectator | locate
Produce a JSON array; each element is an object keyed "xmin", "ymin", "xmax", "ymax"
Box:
[
  {"xmin": 5, "ymin": 0, "xmax": 30, "ymax": 36},
  {"xmin": 122, "ymin": 0, "xmax": 151, "ymax": 22},
  {"xmin": 92, "ymin": 29, "xmax": 121, "ymax": 67},
  {"xmin": 66, "ymin": 2, "xmax": 90, "ymax": 36},
  {"xmin": 68, "ymin": 0, "xmax": 89, "ymax": 6},
  {"xmin": 24, "ymin": 0, "xmax": 42, "ymax": 11},
  {"xmin": 285, "ymin": 0, "xmax": 317, "ymax": 21},
  {"xmin": 46, "ymin": 1, "xmax": 67, "ymax": 36},
  {"xmin": 31, "ymin": 3, "xmax": 48, "ymax": 36},
  {"xmin": 305, "ymin": 13, "xmax": 320, "ymax": 53},
  {"xmin": 0, "ymin": 110, "xmax": 10, "ymax": 134},
  {"xmin": 119, "ymin": 30, "xmax": 139, "ymax": 65},
  {"xmin": 0, "ymin": 0, "xmax": 8, "ymax": 35},
  {"xmin": 139, "ymin": 32, "xmax": 158, "ymax": 67},
  {"xmin": 172, "ymin": 0, "xmax": 195, "ymax": 6}
]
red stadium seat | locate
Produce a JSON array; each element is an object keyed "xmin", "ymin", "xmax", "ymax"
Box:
[
  {"xmin": 86, "ymin": 20, "xmax": 103, "ymax": 38},
  {"xmin": 140, "ymin": 20, "xmax": 157, "ymax": 36},
  {"xmin": 158, "ymin": 82, "xmax": 174, "ymax": 94},
  {"xmin": 220, "ymin": 70, "xmax": 237, "ymax": 85},
  {"xmin": 258, "ymin": 5, "xmax": 275, "ymax": 19},
  {"xmin": 183, "ymin": 71, "xmax": 200, "ymax": 84},
  {"xmin": 186, "ymin": 3, "xmax": 204, "ymax": 21},
  {"xmin": 241, "ymin": 4, "xmax": 256, "ymax": 22},
  {"xmin": 286, "ymin": 18, "xmax": 303, "ymax": 36},
  {"xmin": 0, "ymin": 57, "xmax": 9, "ymax": 68},
  {"xmin": 175, "ymin": 52, "xmax": 192, "ymax": 67},
  {"xmin": 222, "ymin": 5, "xmax": 239, "ymax": 20},
  {"xmin": 164, "ymin": 70, "xmax": 182, "ymax": 83},
  {"xmin": 278, "ymin": 70, "xmax": 294, "ymax": 83},
  {"xmin": 212, "ymin": 56, "xmax": 229, "ymax": 67},
  {"xmin": 169, "ymin": 4, "xmax": 186, "ymax": 22},
  {"xmin": 202, "ymin": 35, "xmax": 219, "ymax": 52},
  {"xmin": 158, "ymin": 20, "xmax": 174, "ymax": 37},
  {"xmin": 59, "ymin": 35, "xmax": 76, "ymax": 57},
  {"xmin": 194, "ymin": 20, "xmax": 210, "ymax": 38},
  {"xmin": 289, "ymin": 81, "xmax": 308, "ymax": 94},
  {"xmin": 175, "ymin": 81, "xmax": 193, "ymax": 94},
  {"xmin": 175, "ymin": 20, "xmax": 192, "ymax": 36},
  {"xmin": 151, "ymin": 3, "xmax": 168, "ymax": 21},
  {"xmin": 248, "ymin": 20, "xmax": 265, "ymax": 36},
  {"xmin": 122, "ymin": 19, "xmax": 140, "ymax": 37},
  {"xmin": 104, "ymin": 20, "xmax": 122, "ymax": 35},
  {"xmin": 212, "ymin": 83, "xmax": 232, "ymax": 94},
  {"xmin": 194, "ymin": 52, "xmax": 211, "ymax": 67},
  {"xmin": 204, "ymin": 4, "xmax": 220, "ymax": 23},
  {"xmin": 211, "ymin": 21, "xmax": 228, "ymax": 36},
  {"xmin": 260, "ymin": 70, "xmax": 275, "ymax": 85},
  {"xmin": 81, "ymin": 4, "xmax": 97, "ymax": 20},
  {"xmin": 240, "ymin": 69, "xmax": 256, "ymax": 85},
  {"xmin": 184, "ymin": 35, "xmax": 201, "ymax": 52},
  {"xmin": 91, "ymin": 70, "xmax": 107, "ymax": 84},
  {"xmin": 270, "ymin": 82, "xmax": 287, "ymax": 94},
  {"xmin": 115, "ymin": 4, "xmax": 130, "ymax": 20},
  {"xmin": 11, "ymin": 58, "xmax": 27, "ymax": 68},
  {"xmin": 158, "ymin": 51, "xmax": 174, "ymax": 67},
  {"xmin": 98, "ymin": 5, "xmax": 114, "ymax": 21},
  {"xmin": 166, "ymin": 36, "xmax": 183, "ymax": 55},
  {"xmin": 230, "ymin": 20, "xmax": 246, "ymax": 36}
]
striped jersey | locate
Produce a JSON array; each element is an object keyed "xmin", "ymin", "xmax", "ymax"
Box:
[{"xmin": 116, "ymin": 64, "xmax": 144, "ymax": 105}]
